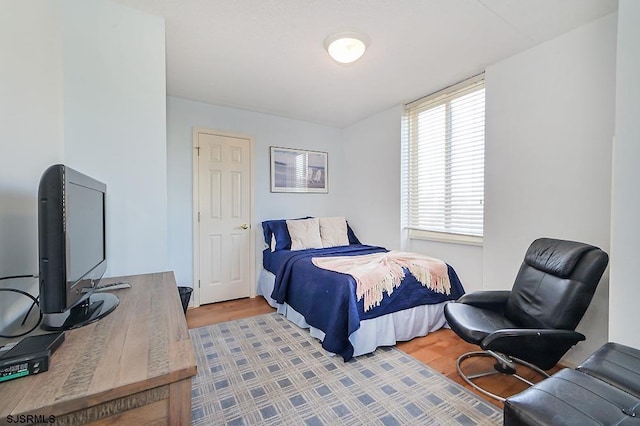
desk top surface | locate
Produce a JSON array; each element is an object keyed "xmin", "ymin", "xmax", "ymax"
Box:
[{"xmin": 0, "ymin": 271, "xmax": 197, "ymax": 418}]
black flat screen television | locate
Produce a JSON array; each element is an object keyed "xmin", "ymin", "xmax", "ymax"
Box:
[{"xmin": 38, "ymin": 164, "xmax": 118, "ymax": 331}]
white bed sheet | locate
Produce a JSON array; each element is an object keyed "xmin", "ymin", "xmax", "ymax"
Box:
[{"xmin": 257, "ymin": 268, "xmax": 450, "ymax": 357}]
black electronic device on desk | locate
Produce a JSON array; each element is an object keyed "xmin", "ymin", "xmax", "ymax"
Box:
[
  {"xmin": 38, "ymin": 164, "xmax": 119, "ymax": 331},
  {"xmin": 0, "ymin": 332, "xmax": 64, "ymax": 383}
]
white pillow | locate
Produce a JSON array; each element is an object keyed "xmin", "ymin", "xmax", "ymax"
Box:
[
  {"xmin": 287, "ymin": 218, "xmax": 323, "ymax": 250},
  {"xmin": 319, "ymin": 216, "xmax": 349, "ymax": 248}
]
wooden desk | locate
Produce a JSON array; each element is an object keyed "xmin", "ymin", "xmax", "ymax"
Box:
[{"xmin": 0, "ymin": 272, "xmax": 197, "ymax": 425}]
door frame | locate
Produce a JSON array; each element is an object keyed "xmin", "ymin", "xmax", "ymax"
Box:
[{"xmin": 192, "ymin": 128, "xmax": 256, "ymax": 308}]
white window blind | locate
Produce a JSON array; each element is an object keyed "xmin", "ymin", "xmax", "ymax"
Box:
[{"xmin": 405, "ymin": 75, "xmax": 485, "ymax": 242}]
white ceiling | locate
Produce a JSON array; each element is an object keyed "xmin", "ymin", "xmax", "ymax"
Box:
[{"xmin": 113, "ymin": 0, "xmax": 617, "ymax": 128}]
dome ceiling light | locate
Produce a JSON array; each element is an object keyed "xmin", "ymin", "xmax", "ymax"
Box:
[{"xmin": 324, "ymin": 32, "xmax": 369, "ymax": 64}]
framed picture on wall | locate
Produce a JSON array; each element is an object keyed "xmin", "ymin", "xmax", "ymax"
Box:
[{"xmin": 270, "ymin": 146, "xmax": 328, "ymax": 193}]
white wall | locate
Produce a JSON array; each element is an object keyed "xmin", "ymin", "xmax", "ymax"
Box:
[
  {"xmin": 0, "ymin": 0, "xmax": 64, "ymax": 329},
  {"xmin": 609, "ymin": 0, "xmax": 640, "ymax": 349},
  {"xmin": 0, "ymin": 0, "xmax": 167, "ymax": 335},
  {"xmin": 166, "ymin": 96, "xmax": 343, "ymax": 288},
  {"xmin": 339, "ymin": 106, "xmax": 403, "ymax": 250},
  {"xmin": 63, "ymin": 0, "xmax": 168, "ymax": 277},
  {"xmin": 483, "ymin": 14, "xmax": 617, "ymax": 365}
]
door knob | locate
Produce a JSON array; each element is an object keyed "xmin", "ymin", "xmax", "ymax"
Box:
[{"xmin": 240, "ymin": 224, "xmax": 249, "ymax": 230}]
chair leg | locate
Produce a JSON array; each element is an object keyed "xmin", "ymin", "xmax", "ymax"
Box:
[{"xmin": 456, "ymin": 351, "xmax": 550, "ymax": 401}]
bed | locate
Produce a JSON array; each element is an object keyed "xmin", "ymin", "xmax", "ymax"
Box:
[{"xmin": 257, "ymin": 217, "xmax": 465, "ymax": 361}]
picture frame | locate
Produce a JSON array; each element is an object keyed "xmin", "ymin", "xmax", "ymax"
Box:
[{"xmin": 270, "ymin": 146, "xmax": 328, "ymax": 193}]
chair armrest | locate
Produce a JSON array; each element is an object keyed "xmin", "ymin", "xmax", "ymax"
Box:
[
  {"xmin": 457, "ymin": 291, "xmax": 511, "ymax": 312},
  {"xmin": 482, "ymin": 329, "xmax": 586, "ymax": 370},
  {"xmin": 484, "ymin": 329, "xmax": 586, "ymax": 346}
]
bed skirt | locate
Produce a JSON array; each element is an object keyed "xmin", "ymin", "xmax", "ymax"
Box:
[{"xmin": 257, "ymin": 268, "xmax": 450, "ymax": 358}]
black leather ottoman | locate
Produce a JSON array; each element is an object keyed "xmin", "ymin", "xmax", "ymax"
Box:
[
  {"xmin": 504, "ymin": 368, "xmax": 640, "ymax": 425},
  {"xmin": 577, "ymin": 342, "xmax": 640, "ymax": 398}
]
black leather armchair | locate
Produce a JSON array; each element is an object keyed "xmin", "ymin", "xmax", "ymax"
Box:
[{"xmin": 444, "ymin": 238, "xmax": 609, "ymax": 401}]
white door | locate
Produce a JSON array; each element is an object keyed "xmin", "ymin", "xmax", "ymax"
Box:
[{"xmin": 194, "ymin": 130, "xmax": 253, "ymax": 305}]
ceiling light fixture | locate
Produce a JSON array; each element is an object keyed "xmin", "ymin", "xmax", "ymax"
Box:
[{"xmin": 324, "ymin": 32, "xmax": 369, "ymax": 64}]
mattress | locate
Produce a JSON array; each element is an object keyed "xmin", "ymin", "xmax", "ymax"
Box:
[{"xmin": 257, "ymin": 268, "xmax": 451, "ymax": 358}]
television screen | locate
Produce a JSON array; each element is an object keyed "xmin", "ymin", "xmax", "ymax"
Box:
[
  {"xmin": 38, "ymin": 164, "xmax": 117, "ymax": 330},
  {"xmin": 66, "ymin": 181, "xmax": 105, "ymax": 286}
]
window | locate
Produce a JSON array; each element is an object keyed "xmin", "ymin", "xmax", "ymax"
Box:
[{"xmin": 405, "ymin": 74, "xmax": 485, "ymax": 244}]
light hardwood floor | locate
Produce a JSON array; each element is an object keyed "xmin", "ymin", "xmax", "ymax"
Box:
[{"xmin": 186, "ymin": 296, "xmax": 559, "ymax": 409}]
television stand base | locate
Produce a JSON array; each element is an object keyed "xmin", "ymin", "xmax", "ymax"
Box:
[{"xmin": 41, "ymin": 293, "xmax": 119, "ymax": 331}]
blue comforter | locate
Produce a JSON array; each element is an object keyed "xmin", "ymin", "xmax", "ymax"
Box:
[{"xmin": 267, "ymin": 244, "xmax": 465, "ymax": 360}]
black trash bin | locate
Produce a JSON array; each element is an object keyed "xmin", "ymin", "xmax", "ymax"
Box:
[{"xmin": 177, "ymin": 286, "xmax": 193, "ymax": 315}]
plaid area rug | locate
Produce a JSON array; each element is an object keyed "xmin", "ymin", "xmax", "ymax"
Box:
[{"xmin": 190, "ymin": 313, "xmax": 502, "ymax": 425}]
